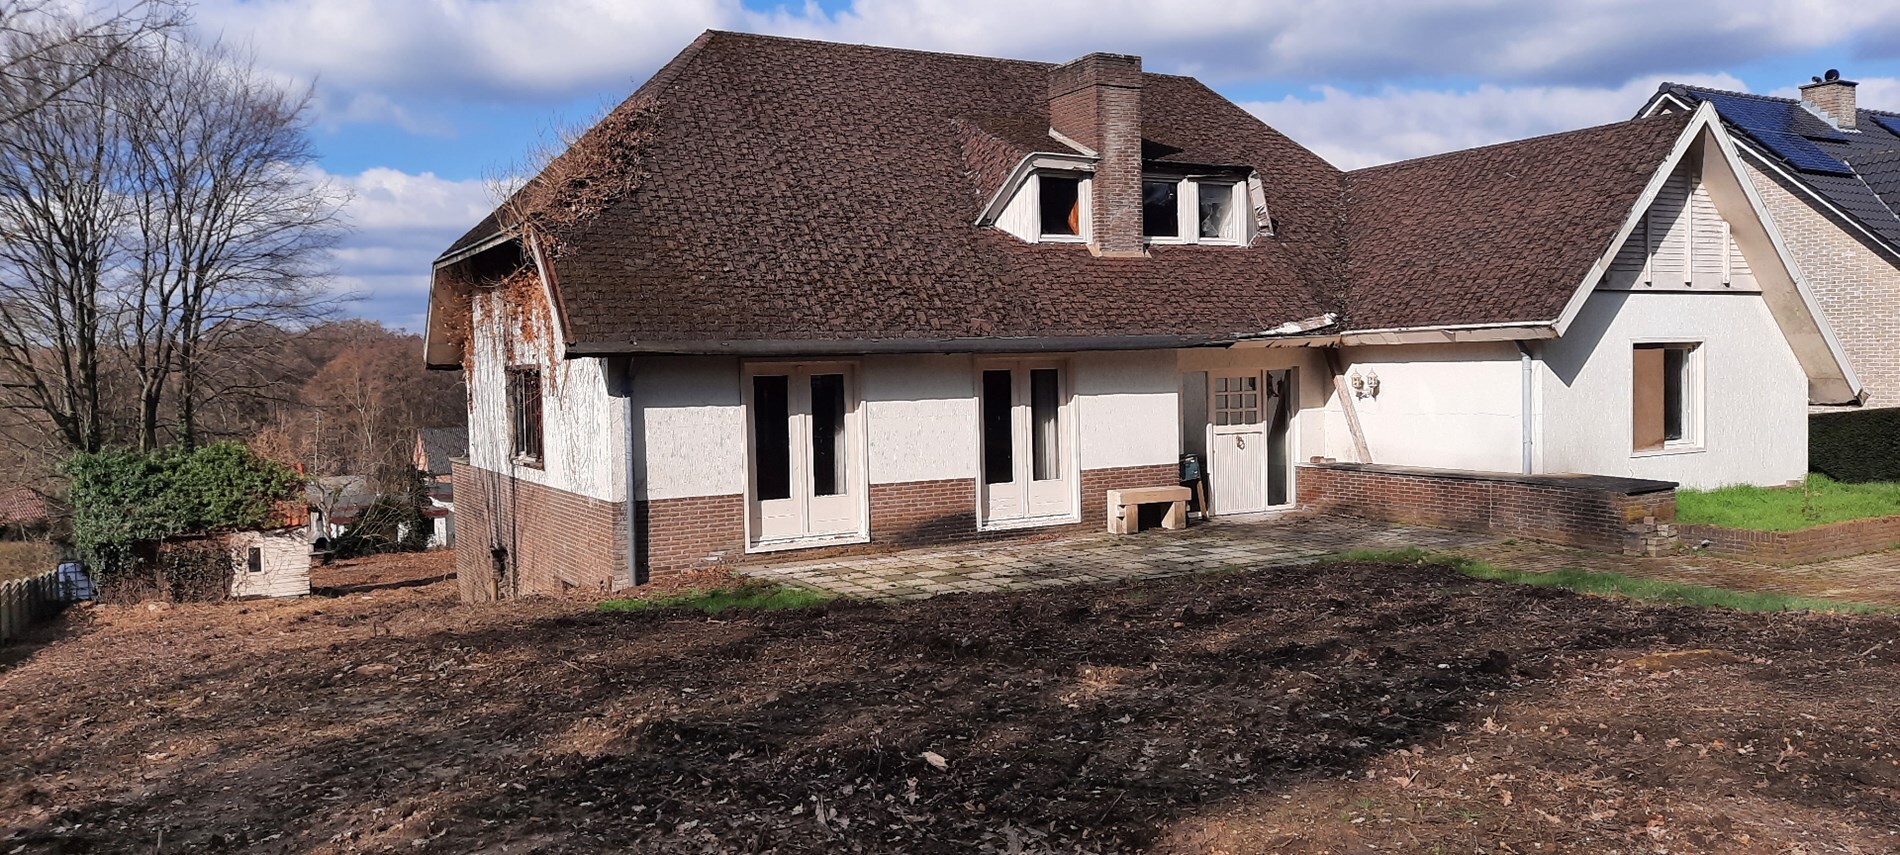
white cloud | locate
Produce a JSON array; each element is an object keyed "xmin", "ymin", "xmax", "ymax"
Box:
[
  {"xmin": 1246, "ymin": 73, "xmax": 1750, "ymax": 170},
  {"xmin": 321, "ymin": 168, "xmax": 493, "ymax": 329}
]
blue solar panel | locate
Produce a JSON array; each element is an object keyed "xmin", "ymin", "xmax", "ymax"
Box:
[
  {"xmin": 1873, "ymin": 114, "xmax": 1900, "ymax": 138},
  {"xmin": 1700, "ymin": 91, "xmax": 1854, "ymax": 175}
]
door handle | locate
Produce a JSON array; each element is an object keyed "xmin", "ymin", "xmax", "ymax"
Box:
[{"xmin": 1235, "ymin": 436, "xmax": 1246, "ymax": 449}]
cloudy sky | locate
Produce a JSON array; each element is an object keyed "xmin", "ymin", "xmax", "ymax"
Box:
[{"xmin": 185, "ymin": 0, "xmax": 1900, "ymax": 329}]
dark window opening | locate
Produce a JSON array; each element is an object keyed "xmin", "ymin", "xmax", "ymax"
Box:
[
  {"xmin": 246, "ymin": 547, "xmax": 262, "ymax": 574},
  {"xmin": 981, "ymin": 369, "xmax": 1014, "ymax": 485},
  {"xmin": 810, "ymin": 373, "xmax": 847, "ymax": 497},
  {"xmin": 753, "ymin": 375, "xmax": 791, "ymax": 501},
  {"xmin": 506, "ymin": 367, "xmax": 544, "ymax": 462},
  {"xmin": 1038, "ymin": 175, "xmax": 1081, "ymax": 237},
  {"xmin": 1143, "ymin": 179, "xmax": 1179, "ymax": 237}
]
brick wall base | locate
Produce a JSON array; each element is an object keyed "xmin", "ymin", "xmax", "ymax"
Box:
[
  {"xmin": 1297, "ymin": 462, "xmax": 1678, "ymax": 556},
  {"xmin": 451, "ymin": 462, "xmax": 627, "ymax": 601},
  {"xmin": 1680, "ymin": 515, "xmax": 1900, "ymax": 564},
  {"xmin": 633, "ymin": 464, "xmax": 1185, "ymax": 580}
]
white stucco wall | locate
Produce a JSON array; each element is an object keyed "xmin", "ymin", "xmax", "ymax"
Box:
[
  {"xmin": 1073, "ymin": 350, "xmax": 1179, "ymax": 470},
  {"xmin": 1540, "ymin": 289, "xmax": 1807, "ymax": 489},
  {"xmin": 1175, "ymin": 347, "xmax": 1330, "ymax": 464},
  {"xmin": 631, "ymin": 356, "xmax": 746, "ymax": 500},
  {"xmin": 863, "ymin": 354, "xmax": 978, "ymax": 484},
  {"xmin": 466, "ymin": 292, "xmax": 628, "ymax": 502},
  {"xmin": 1322, "ymin": 342, "xmax": 1526, "ymax": 473}
]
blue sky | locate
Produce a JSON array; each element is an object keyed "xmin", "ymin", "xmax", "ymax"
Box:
[{"xmin": 186, "ymin": 0, "xmax": 1900, "ymax": 330}]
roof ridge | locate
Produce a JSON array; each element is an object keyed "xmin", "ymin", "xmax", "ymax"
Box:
[
  {"xmin": 1345, "ymin": 111, "xmax": 1688, "ymax": 176},
  {"xmin": 701, "ymin": 29, "xmax": 1057, "ymax": 69},
  {"xmin": 1668, "ymin": 82, "xmax": 1790, "ymax": 103}
]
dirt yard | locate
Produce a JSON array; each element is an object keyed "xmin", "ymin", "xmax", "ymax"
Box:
[{"xmin": 2, "ymin": 551, "xmax": 1898, "ymax": 854}]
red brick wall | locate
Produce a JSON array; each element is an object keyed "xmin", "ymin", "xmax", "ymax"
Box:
[
  {"xmin": 1680, "ymin": 516, "xmax": 1900, "ymax": 564},
  {"xmin": 634, "ymin": 494, "xmax": 746, "ymax": 582},
  {"xmin": 452, "ymin": 462, "xmax": 626, "ymax": 601},
  {"xmin": 1047, "ymin": 53, "xmax": 1144, "ymax": 256},
  {"xmin": 1297, "ymin": 463, "xmax": 1678, "ymax": 556},
  {"xmin": 870, "ymin": 478, "xmax": 978, "ymax": 545}
]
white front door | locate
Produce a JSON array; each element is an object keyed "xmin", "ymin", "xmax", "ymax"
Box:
[
  {"xmin": 980, "ymin": 363, "xmax": 1073, "ymax": 525},
  {"xmin": 748, "ymin": 364, "xmax": 862, "ymax": 546},
  {"xmin": 1208, "ymin": 371, "xmax": 1267, "ymax": 514}
]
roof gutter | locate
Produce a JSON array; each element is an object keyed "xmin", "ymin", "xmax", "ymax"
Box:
[
  {"xmin": 564, "ymin": 333, "xmax": 1241, "ymax": 358},
  {"xmin": 1233, "ymin": 318, "xmax": 1557, "ymax": 348}
]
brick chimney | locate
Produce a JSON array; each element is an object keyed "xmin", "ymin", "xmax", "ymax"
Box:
[
  {"xmin": 1800, "ymin": 69, "xmax": 1857, "ymax": 130},
  {"xmin": 1048, "ymin": 52, "xmax": 1144, "ymax": 257}
]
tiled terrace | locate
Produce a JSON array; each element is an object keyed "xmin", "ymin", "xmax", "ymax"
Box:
[{"xmin": 741, "ymin": 514, "xmax": 1494, "ymax": 601}]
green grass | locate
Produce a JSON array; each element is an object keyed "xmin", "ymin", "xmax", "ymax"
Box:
[
  {"xmin": 1330, "ymin": 547, "xmax": 1890, "ymax": 614},
  {"xmin": 596, "ymin": 582, "xmax": 834, "ymax": 614},
  {"xmin": 1675, "ymin": 474, "xmax": 1900, "ymax": 532}
]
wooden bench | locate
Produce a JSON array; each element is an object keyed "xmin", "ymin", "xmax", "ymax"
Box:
[{"xmin": 1106, "ymin": 486, "xmax": 1192, "ymax": 535}]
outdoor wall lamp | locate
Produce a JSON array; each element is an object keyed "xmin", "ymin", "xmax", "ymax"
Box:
[{"xmin": 1350, "ymin": 369, "xmax": 1380, "ymax": 400}]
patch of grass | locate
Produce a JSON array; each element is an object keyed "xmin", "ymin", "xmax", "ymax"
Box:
[
  {"xmin": 0, "ymin": 541, "xmax": 57, "ymax": 582},
  {"xmin": 1330, "ymin": 547, "xmax": 1889, "ymax": 614},
  {"xmin": 596, "ymin": 582, "xmax": 833, "ymax": 615},
  {"xmin": 1676, "ymin": 474, "xmax": 1900, "ymax": 532}
]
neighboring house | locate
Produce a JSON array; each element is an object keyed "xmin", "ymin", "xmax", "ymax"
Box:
[
  {"xmin": 1641, "ymin": 74, "xmax": 1900, "ymax": 408},
  {"xmin": 306, "ymin": 474, "xmax": 375, "ymax": 541},
  {"xmin": 424, "ymin": 33, "xmax": 1857, "ymax": 597},
  {"xmin": 0, "ymin": 487, "xmax": 49, "ymax": 540},
  {"xmin": 414, "ymin": 427, "xmax": 464, "ymax": 548}
]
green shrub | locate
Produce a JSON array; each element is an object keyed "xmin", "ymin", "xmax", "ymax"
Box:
[
  {"xmin": 1811, "ymin": 408, "xmax": 1900, "ymax": 483},
  {"xmin": 64, "ymin": 443, "xmax": 302, "ymax": 576}
]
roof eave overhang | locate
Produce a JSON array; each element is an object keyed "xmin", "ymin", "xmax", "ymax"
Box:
[
  {"xmin": 566, "ymin": 333, "xmax": 1242, "ymax": 357},
  {"xmin": 1236, "ymin": 320, "xmax": 1557, "ymax": 348}
]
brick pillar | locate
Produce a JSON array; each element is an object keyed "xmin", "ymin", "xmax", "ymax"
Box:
[{"xmin": 1048, "ymin": 52, "xmax": 1144, "ymax": 257}]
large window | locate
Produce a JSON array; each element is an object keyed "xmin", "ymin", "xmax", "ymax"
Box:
[
  {"xmin": 1144, "ymin": 177, "xmax": 1242, "ymax": 244},
  {"xmin": 1632, "ymin": 343, "xmax": 1698, "ymax": 452},
  {"xmin": 506, "ymin": 366, "xmax": 544, "ymax": 464}
]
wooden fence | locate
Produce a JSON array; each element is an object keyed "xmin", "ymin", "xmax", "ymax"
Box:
[{"xmin": 0, "ymin": 567, "xmax": 62, "ymax": 643}]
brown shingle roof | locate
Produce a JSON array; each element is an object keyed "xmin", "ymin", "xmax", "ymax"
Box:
[
  {"xmin": 1341, "ymin": 111, "xmax": 1692, "ymax": 331},
  {"xmin": 437, "ymin": 33, "xmax": 1697, "ymax": 347},
  {"xmin": 0, "ymin": 487, "xmax": 47, "ymax": 525}
]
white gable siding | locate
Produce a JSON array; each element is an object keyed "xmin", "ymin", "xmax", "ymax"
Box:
[
  {"xmin": 1606, "ymin": 165, "xmax": 1755, "ymax": 291},
  {"xmin": 228, "ymin": 529, "xmax": 311, "ymax": 599}
]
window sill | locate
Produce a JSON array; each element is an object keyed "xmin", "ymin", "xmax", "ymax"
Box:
[
  {"xmin": 511, "ymin": 456, "xmax": 545, "ymax": 470},
  {"xmin": 1036, "ymin": 234, "xmax": 1086, "ymax": 244},
  {"xmin": 1631, "ymin": 444, "xmax": 1704, "ymax": 459},
  {"xmin": 745, "ymin": 531, "xmax": 869, "ymax": 554},
  {"xmin": 979, "ymin": 512, "xmax": 1080, "ymax": 533}
]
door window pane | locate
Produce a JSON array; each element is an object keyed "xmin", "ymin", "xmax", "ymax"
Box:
[
  {"xmin": 981, "ymin": 370, "xmax": 1014, "ymax": 485},
  {"xmin": 753, "ymin": 375, "xmax": 791, "ymax": 501},
  {"xmin": 1030, "ymin": 368, "xmax": 1060, "ymax": 482},
  {"xmin": 810, "ymin": 373, "xmax": 847, "ymax": 497},
  {"xmin": 1142, "ymin": 180, "xmax": 1179, "ymax": 237}
]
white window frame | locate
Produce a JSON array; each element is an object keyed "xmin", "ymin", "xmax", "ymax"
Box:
[
  {"xmin": 1631, "ymin": 340, "xmax": 1706, "ymax": 458},
  {"xmin": 1033, "ymin": 171, "xmax": 1090, "ymax": 244},
  {"xmin": 971, "ymin": 357, "xmax": 1081, "ymax": 531},
  {"xmin": 740, "ymin": 360, "xmax": 872, "ymax": 553},
  {"xmin": 1143, "ymin": 176, "xmax": 1244, "ymax": 246}
]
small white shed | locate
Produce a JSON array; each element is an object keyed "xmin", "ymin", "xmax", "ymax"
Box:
[{"xmin": 228, "ymin": 528, "xmax": 312, "ymax": 598}]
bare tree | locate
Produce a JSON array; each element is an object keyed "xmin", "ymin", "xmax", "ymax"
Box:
[
  {"xmin": 117, "ymin": 38, "xmax": 343, "ymax": 450},
  {"xmin": 0, "ymin": 1, "xmax": 181, "ymax": 128}
]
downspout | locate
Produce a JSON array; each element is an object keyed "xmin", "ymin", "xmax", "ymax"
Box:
[
  {"xmin": 618, "ymin": 356, "xmax": 643, "ymax": 587},
  {"xmin": 1517, "ymin": 342, "xmax": 1535, "ymax": 475},
  {"xmin": 1323, "ymin": 347, "xmax": 1372, "ymax": 464}
]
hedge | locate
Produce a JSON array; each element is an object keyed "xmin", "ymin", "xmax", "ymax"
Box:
[{"xmin": 1810, "ymin": 408, "xmax": 1900, "ymax": 483}]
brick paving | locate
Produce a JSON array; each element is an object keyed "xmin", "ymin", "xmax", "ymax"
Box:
[
  {"xmin": 744, "ymin": 511, "xmax": 1900, "ymax": 608},
  {"xmin": 1454, "ymin": 539, "xmax": 1900, "ymax": 607},
  {"xmin": 741, "ymin": 514, "xmax": 1494, "ymax": 601}
]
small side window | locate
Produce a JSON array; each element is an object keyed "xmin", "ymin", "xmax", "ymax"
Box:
[
  {"xmin": 1037, "ymin": 175, "xmax": 1081, "ymax": 238},
  {"xmin": 507, "ymin": 367, "xmax": 545, "ymax": 463},
  {"xmin": 1633, "ymin": 343, "xmax": 1698, "ymax": 452},
  {"xmin": 246, "ymin": 547, "xmax": 263, "ymax": 574},
  {"xmin": 1196, "ymin": 181, "xmax": 1237, "ymax": 242}
]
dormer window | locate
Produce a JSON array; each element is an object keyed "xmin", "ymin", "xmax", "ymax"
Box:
[
  {"xmin": 1143, "ymin": 176, "xmax": 1244, "ymax": 245},
  {"xmin": 1038, "ymin": 174, "xmax": 1082, "ymax": 239}
]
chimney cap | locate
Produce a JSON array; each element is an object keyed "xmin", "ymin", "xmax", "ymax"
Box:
[{"xmin": 1802, "ymin": 69, "xmax": 1857, "ymax": 88}]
